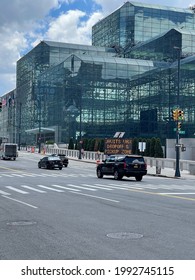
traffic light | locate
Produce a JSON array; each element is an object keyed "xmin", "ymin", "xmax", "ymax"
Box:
[
  {"xmin": 177, "ymin": 122, "xmax": 182, "ymax": 130},
  {"xmin": 178, "ymin": 110, "xmax": 184, "ymax": 120},
  {"xmin": 0, "ymin": 101, "xmax": 2, "ymax": 112},
  {"xmin": 172, "ymin": 109, "xmax": 178, "ymax": 121}
]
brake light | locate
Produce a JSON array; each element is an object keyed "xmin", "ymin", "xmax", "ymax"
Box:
[
  {"xmin": 124, "ymin": 162, "xmax": 127, "ymax": 168},
  {"xmin": 144, "ymin": 163, "xmax": 147, "ymax": 169}
]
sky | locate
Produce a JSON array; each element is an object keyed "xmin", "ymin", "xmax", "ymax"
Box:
[{"xmin": 0, "ymin": 0, "xmax": 194, "ymax": 96}]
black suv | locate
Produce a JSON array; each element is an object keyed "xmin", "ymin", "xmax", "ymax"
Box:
[
  {"xmin": 50, "ymin": 154, "xmax": 69, "ymax": 167},
  {"xmin": 96, "ymin": 154, "xmax": 147, "ymax": 181}
]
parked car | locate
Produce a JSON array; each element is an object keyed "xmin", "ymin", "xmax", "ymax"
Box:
[
  {"xmin": 50, "ymin": 153, "xmax": 69, "ymax": 167},
  {"xmin": 96, "ymin": 154, "xmax": 147, "ymax": 181},
  {"xmin": 38, "ymin": 156, "xmax": 63, "ymax": 170}
]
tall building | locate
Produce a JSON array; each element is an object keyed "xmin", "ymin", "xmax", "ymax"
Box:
[
  {"xmin": 92, "ymin": 1, "xmax": 195, "ymax": 50},
  {"xmin": 1, "ymin": 1, "xmax": 195, "ymax": 147}
]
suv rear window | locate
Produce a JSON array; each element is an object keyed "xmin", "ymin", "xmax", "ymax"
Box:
[
  {"xmin": 125, "ymin": 157, "xmax": 145, "ymax": 164},
  {"xmin": 116, "ymin": 156, "xmax": 145, "ymax": 164}
]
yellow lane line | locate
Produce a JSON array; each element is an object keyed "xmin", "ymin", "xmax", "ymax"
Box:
[{"xmin": 127, "ymin": 188, "xmax": 195, "ymax": 202}]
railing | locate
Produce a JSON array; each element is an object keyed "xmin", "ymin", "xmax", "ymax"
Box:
[{"xmin": 20, "ymin": 146, "xmax": 195, "ymax": 175}]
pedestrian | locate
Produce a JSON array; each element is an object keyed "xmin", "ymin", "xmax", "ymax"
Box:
[
  {"xmin": 81, "ymin": 148, "xmax": 85, "ymax": 158},
  {"xmin": 97, "ymin": 150, "xmax": 101, "ymax": 160}
]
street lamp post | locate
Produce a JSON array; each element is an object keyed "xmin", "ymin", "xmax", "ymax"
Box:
[
  {"xmin": 174, "ymin": 46, "xmax": 181, "ymax": 177},
  {"xmin": 37, "ymin": 96, "xmax": 42, "ymax": 154},
  {"xmin": 18, "ymin": 102, "xmax": 22, "ymax": 151}
]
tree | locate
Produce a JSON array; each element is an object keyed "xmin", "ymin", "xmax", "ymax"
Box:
[
  {"xmin": 132, "ymin": 138, "xmax": 138, "ymax": 154},
  {"xmin": 154, "ymin": 138, "xmax": 164, "ymax": 158},
  {"xmin": 150, "ymin": 137, "xmax": 156, "ymax": 157},
  {"xmin": 68, "ymin": 138, "xmax": 74, "ymax": 149},
  {"xmin": 144, "ymin": 139, "xmax": 151, "ymax": 156}
]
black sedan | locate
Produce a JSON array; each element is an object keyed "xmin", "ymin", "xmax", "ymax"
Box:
[
  {"xmin": 38, "ymin": 156, "xmax": 63, "ymax": 170},
  {"xmin": 50, "ymin": 154, "xmax": 69, "ymax": 167}
]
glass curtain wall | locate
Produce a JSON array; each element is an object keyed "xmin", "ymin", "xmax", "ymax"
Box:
[{"xmin": 92, "ymin": 2, "xmax": 195, "ymax": 49}]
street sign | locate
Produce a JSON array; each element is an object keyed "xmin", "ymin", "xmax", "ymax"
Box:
[{"xmin": 173, "ymin": 128, "xmax": 185, "ymax": 134}]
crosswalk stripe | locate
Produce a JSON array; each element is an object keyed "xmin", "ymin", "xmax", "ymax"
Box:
[
  {"xmin": 20, "ymin": 185, "xmax": 46, "ymax": 193},
  {"xmin": 21, "ymin": 173, "xmax": 37, "ymax": 177},
  {"xmin": 67, "ymin": 184, "xmax": 97, "ymax": 191},
  {"xmin": 1, "ymin": 174, "xmax": 13, "ymax": 177},
  {"xmin": 39, "ymin": 173, "xmax": 59, "ymax": 177},
  {"xmin": 11, "ymin": 174, "xmax": 24, "ymax": 177},
  {"xmin": 0, "ymin": 190, "xmax": 11, "ymax": 195},
  {"xmin": 5, "ymin": 186, "xmax": 29, "ymax": 194},
  {"xmin": 52, "ymin": 184, "xmax": 80, "ymax": 192},
  {"xmin": 83, "ymin": 184, "xmax": 112, "ymax": 190},
  {"xmin": 106, "ymin": 183, "xmax": 130, "ymax": 190},
  {"xmin": 37, "ymin": 185, "xmax": 64, "ymax": 192}
]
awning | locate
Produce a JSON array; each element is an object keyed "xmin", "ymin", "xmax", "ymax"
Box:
[{"xmin": 25, "ymin": 127, "xmax": 55, "ymax": 134}]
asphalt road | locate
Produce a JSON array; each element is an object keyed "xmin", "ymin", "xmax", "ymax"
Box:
[{"xmin": 0, "ymin": 151, "xmax": 195, "ymax": 260}]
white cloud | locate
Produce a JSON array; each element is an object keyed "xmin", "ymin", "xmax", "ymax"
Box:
[
  {"xmin": 0, "ymin": 0, "xmax": 194, "ymax": 96},
  {"xmin": 0, "ymin": 0, "xmax": 61, "ymax": 95},
  {"xmin": 45, "ymin": 9, "xmax": 102, "ymax": 44}
]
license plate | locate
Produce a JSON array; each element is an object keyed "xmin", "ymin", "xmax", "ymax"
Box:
[
  {"xmin": 54, "ymin": 165, "xmax": 58, "ymax": 167},
  {"xmin": 134, "ymin": 165, "xmax": 138, "ymax": 168}
]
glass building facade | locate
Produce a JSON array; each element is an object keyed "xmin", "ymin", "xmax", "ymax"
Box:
[
  {"xmin": 1, "ymin": 1, "xmax": 195, "ymax": 147},
  {"xmin": 92, "ymin": 1, "xmax": 195, "ymax": 49}
]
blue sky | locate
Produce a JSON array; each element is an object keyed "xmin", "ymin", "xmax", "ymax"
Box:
[{"xmin": 0, "ymin": 0, "xmax": 194, "ymax": 96}]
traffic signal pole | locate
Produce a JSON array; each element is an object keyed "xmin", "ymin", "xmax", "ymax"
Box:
[{"xmin": 175, "ymin": 123, "xmax": 181, "ymax": 177}]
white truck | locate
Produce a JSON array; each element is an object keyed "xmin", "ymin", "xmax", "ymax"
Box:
[{"xmin": 0, "ymin": 143, "xmax": 18, "ymax": 160}]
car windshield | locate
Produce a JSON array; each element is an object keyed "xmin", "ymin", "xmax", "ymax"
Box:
[{"xmin": 48, "ymin": 156, "xmax": 60, "ymax": 161}]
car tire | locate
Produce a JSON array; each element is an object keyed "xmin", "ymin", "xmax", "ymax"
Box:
[
  {"xmin": 135, "ymin": 175, "xmax": 142, "ymax": 181},
  {"xmin": 114, "ymin": 170, "xmax": 123, "ymax": 180},
  {"xmin": 38, "ymin": 164, "xmax": 41, "ymax": 169},
  {"xmin": 64, "ymin": 164, "xmax": 68, "ymax": 167},
  {"xmin": 59, "ymin": 167, "xmax": 62, "ymax": 170},
  {"xmin": 97, "ymin": 168, "xmax": 103, "ymax": 178}
]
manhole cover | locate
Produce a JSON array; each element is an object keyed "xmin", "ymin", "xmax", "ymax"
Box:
[
  {"xmin": 7, "ymin": 221, "xmax": 37, "ymax": 226},
  {"xmin": 107, "ymin": 232, "xmax": 143, "ymax": 239}
]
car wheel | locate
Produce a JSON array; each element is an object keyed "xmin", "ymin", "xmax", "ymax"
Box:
[
  {"xmin": 59, "ymin": 167, "xmax": 62, "ymax": 170},
  {"xmin": 97, "ymin": 168, "xmax": 103, "ymax": 178},
  {"xmin": 114, "ymin": 170, "xmax": 123, "ymax": 180},
  {"xmin": 38, "ymin": 164, "xmax": 41, "ymax": 169},
  {"xmin": 64, "ymin": 164, "xmax": 68, "ymax": 167},
  {"xmin": 135, "ymin": 175, "xmax": 142, "ymax": 181}
]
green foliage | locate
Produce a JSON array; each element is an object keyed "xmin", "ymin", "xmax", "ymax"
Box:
[
  {"xmin": 45, "ymin": 140, "xmax": 54, "ymax": 144},
  {"xmin": 72, "ymin": 137, "xmax": 163, "ymax": 158},
  {"xmin": 74, "ymin": 139, "xmax": 78, "ymax": 150},
  {"xmin": 150, "ymin": 137, "xmax": 156, "ymax": 157},
  {"xmin": 154, "ymin": 138, "xmax": 164, "ymax": 158},
  {"xmin": 132, "ymin": 138, "xmax": 138, "ymax": 154},
  {"xmin": 99, "ymin": 139, "xmax": 105, "ymax": 152},
  {"xmin": 68, "ymin": 138, "xmax": 74, "ymax": 149},
  {"xmin": 144, "ymin": 139, "xmax": 151, "ymax": 156}
]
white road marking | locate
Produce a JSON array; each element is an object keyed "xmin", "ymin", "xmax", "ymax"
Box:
[
  {"xmin": 83, "ymin": 184, "xmax": 112, "ymax": 190},
  {"xmin": 67, "ymin": 184, "xmax": 97, "ymax": 191},
  {"xmin": 2, "ymin": 195, "xmax": 38, "ymax": 209},
  {"xmin": 37, "ymin": 185, "xmax": 64, "ymax": 192},
  {"xmin": 159, "ymin": 192, "xmax": 195, "ymax": 195},
  {"xmin": 0, "ymin": 190, "xmax": 11, "ymax": 195},
  {"xmin": 70, "ymin": 191, "xmax": 120, "ymax": 203},
  {"xmin": 52, "ymin": 184, "xmax": 80, "ymax": 192},
  {"xmin": 20, "ymin": 185, "xmax": 46, "ymax": 193},
  {"xmin": 5, "ymin": 186, "xmax": 29, "ymax": 194}
]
